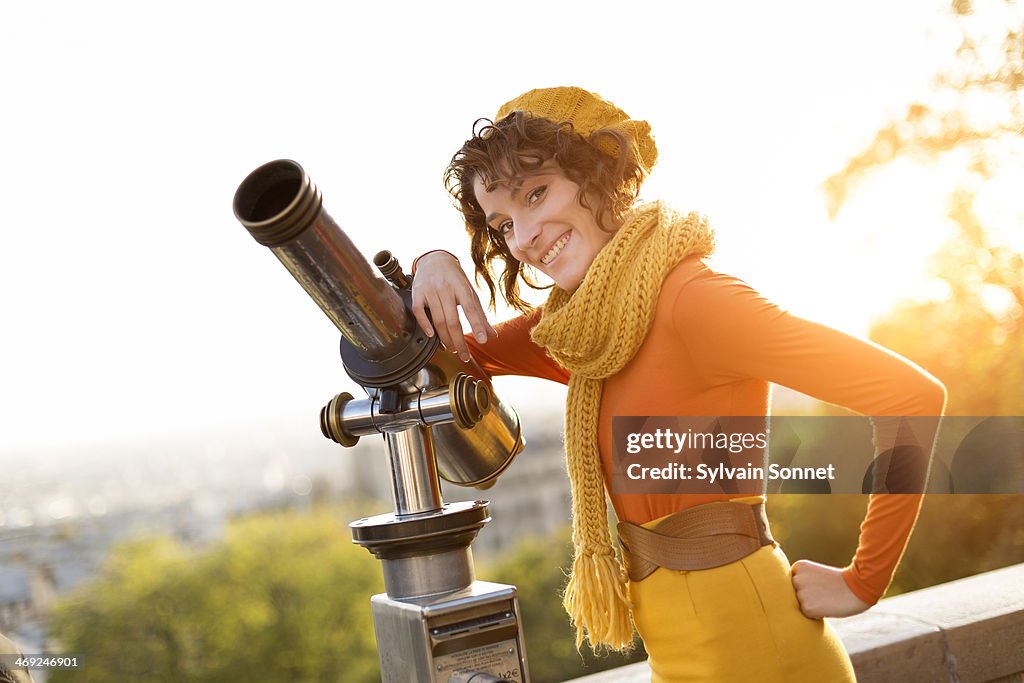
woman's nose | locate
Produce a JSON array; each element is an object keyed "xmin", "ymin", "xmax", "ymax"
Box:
[{"xmin": 510, "ymin": 213, "xmax": 541, "ymax": 252}]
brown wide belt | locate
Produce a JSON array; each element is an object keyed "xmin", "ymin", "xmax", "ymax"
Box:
[{"xmin": 617, "ymin": 501, "xmax": 775, "ymax": 582}]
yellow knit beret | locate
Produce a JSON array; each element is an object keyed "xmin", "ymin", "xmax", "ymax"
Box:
[{"xmin": 495, "ymin": 86, "xmax": 658, "ymax": 173}]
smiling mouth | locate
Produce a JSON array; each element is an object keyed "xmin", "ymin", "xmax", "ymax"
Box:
[{"xmin": 541, "ymin": 233, "xmax": 570, "ymax": 265}]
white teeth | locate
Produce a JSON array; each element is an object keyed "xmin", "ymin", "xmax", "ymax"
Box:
[{"xmin": 541, "ymin": 234, "xmax": 570, "ymax": 265}]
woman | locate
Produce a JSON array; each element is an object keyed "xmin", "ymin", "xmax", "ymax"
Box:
[{"xmin": 411, "ymin": 86, "xmax": 945, "ymax": 682}]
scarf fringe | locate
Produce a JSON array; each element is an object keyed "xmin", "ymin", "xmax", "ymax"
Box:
[{"xmin": 563, "ymin": 550, "xmax": 635, "ymax": 651}]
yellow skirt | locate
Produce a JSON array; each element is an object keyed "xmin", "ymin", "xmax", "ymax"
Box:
[{"xmin": 627, "ymin": 542, "xmax": 856, "ymax": 682}]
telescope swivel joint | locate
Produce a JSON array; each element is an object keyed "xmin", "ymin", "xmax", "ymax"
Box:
[{"xmin": 320, "ymin": 373, "xmax": 491, "ymax": 446}]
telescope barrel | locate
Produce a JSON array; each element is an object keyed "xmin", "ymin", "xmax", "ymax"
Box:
[
  {"xmin": 233, "ymin": 159, "xmax": 409, "ymax": 360},
  {"xmin": 234, "ymin": 159, "xmax": 524, "ymax": 489}
]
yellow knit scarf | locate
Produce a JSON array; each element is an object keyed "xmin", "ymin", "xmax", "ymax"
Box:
[{"xmin": 531, "ymin": 200, "xmax": 715, "ymax": 651}]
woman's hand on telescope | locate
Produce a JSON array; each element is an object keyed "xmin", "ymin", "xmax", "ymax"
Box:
[
  {"xmin": 411, "ymin": 251, "xmax": 497, "ymax": 362},
  {"xmin": 790, "ymin": 559, "xmax": 871, "ymax": 619}
]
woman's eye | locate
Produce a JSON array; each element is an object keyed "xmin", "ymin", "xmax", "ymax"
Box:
[
  {"xmin": 527, "ymin": 186, "xmax": 547, "ymax": 204},
  {"xmin": 498, "ymin": 220, "xmax": 514, "ymax": 236}
]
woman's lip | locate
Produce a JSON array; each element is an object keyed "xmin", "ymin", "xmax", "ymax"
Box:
[{"xmin": 540, "ymin": 231, "xmax": 571, "ymax": 265}]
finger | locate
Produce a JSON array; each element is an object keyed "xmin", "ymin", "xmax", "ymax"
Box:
[
  {"xmin": 427, "ymin": 293, "xmax": 457, "ymax": 352},
  {"xmin": 410, "ymin": 295, "xmax": 435, "ymax": 338},
  {"xmin": 459, "ymin": 288, "xmax": 496, "ymax": 344},
  {"xmin": 442, "ymin": 306, "xmax": 470, "ymax": 361},
  {"xmin": 800, "ymin": 602, "xmax": 817, "ymax": 619},
  {"xmin": 791, "ymin": 559, "xmax": 813, "ymax": 575},
  {"xmin": 790, "ymin": 563, "xmax": 810, "ymax": 590},
  {"xmin": 430, "ymin": 293, "xmax": 471, "ymax": 361},
  {"xmin": 794, "ymin": 602, "xmax": 819, "ymax": 618},
  {"xmin": 792, "ymin": 586, "xmax": 818, "ymax": 618}
]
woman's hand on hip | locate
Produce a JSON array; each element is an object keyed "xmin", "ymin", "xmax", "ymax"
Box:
[
  {"xmin": 791, "ymin": 559, "xmax": 871, "ymax": 619},
  {"xmin": 411, "ymin": 251, "xmax": 497, "ymax": 362}
]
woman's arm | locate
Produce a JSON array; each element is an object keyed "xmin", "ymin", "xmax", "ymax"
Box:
[
  {"xmin": 673, "ymin": 265, "xmax": 946, "ymax": 616},
  {"xmin": 410, "ymin": 251, "xmax": 568, "ymax": 383},
  {"xmin": 467, "ymin": 310, "xmax": 570, "ymax": 384}
]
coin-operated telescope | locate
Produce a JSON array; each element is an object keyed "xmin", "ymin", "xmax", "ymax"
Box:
[{"xmin": 234, "ymin": 160, "xmax": 530, "ymax": 682}]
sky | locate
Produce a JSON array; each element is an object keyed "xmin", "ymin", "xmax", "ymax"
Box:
[{"xmin": 1, "ymin": 0, "xmax": 966, "ymax": 454}]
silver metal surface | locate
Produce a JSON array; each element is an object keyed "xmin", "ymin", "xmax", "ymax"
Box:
[
  {"xmin": 381, "ymin": 546, "xmax": 475, "ymax": 600},
  {"xmin": 333, "ymin": 392, "xmax": 378, "ymax": 437},
  {"xmin": 415, "ymin": 353, "xmax": 525, "ymax": 488},
  {"xmin": 370, "ymin": 582, "xmax": 529, "ymax": 683},
  {"xmin": 323, "ymin": 375, "xmax": 492, "ymax": 446},
  {"xmin": 418, "ymin": 386, "xmax": 463, "ymax": 425},
  {"xmin": 386, "ymin": 427, "xmax": 443, "ymax": 516}
]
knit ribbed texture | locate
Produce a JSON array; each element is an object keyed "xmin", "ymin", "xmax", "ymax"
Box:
[
  {"xmin": 495, "ymin": 86, "xmax": 658, "ymax": 173},
  {"xmin": 531, "ymin": 201, "xmax": 714, "ymax": 651}
]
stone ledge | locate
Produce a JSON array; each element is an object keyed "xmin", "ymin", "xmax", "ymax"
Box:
[
  {"xmin": 568, "ymin": 562, "xmax": 1024, "ymax": 682},
  {"xmin": 838, "ymin": 562, "xmax": 1024, "ymax": 682}
]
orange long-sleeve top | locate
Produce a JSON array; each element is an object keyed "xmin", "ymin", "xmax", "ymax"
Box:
[{"xmin": 465, "ymin": 257, "xmax": 946, "ymax": 604}]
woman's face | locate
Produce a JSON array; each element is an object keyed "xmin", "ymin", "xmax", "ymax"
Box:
[{"xmin": 473, "ymin": 163, "xmax": 615, "ymax": 291}]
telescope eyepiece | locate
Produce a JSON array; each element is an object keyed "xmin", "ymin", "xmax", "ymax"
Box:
[{"xmin": 374, "ymin": 250, "xmax": 410, "ymax": 289}]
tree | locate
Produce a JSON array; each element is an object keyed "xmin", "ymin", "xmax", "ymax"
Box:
[
  {"xmin": 819, "ymin": 0, "xmax": 1024, "ymax": 583},
  {"xmin": 50, "ymin": 509, "xmax": 645, "ymax": 683},
  {"xmin": 50, "ymin": 510, "xmax": 383, "ymax": 683},
  {"xmin": 823, "ymin": 1, "xmax": 1024, "ymax": 417},
  {"xmin": 824, "ymin": 1, "xmax": 1023, "ymax": 221},
  {"xmin": 823, "ymin": 1, "xmax": 1022, "ymax": 416}
]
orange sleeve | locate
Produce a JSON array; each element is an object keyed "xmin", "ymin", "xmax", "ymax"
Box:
[
  {"xmin": 673, "ymin": 270, "xmax": 946, "ymax": 604},
  {"xmin": 466, "ymin": 308, "xmax": 570, "ymax": 385}
]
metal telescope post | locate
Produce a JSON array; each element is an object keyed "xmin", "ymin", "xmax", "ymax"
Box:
[{"xmin": 233, "ymin": 160, "xmax": 531, "ymax": 683}]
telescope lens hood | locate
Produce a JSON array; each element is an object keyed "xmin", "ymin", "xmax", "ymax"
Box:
[{"xmin": 233, "ymin": 159, "xmax": 322, "ymax": 247}]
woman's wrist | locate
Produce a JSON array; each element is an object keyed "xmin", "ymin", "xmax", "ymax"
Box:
[
  {"xmin": 411, "ymin": 249, "xmax": 460, "ymax": 275},
  {"xmin": 840, "ymin": 565, "xmax": 880, "ymax": 606}
]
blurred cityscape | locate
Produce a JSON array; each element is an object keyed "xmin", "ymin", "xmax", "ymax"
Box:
[
  {"xmin": 0, "ymin": 402, "xmax": 575, "ymax": 674},
  {"xmin": 0, "ymin": 385, "xmax": 820, "ymax": 683}
]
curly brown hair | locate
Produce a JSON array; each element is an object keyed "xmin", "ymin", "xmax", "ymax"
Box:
[{"xmin": 444, "ymin": 112, "xmax": 648, "ymax": 312}]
